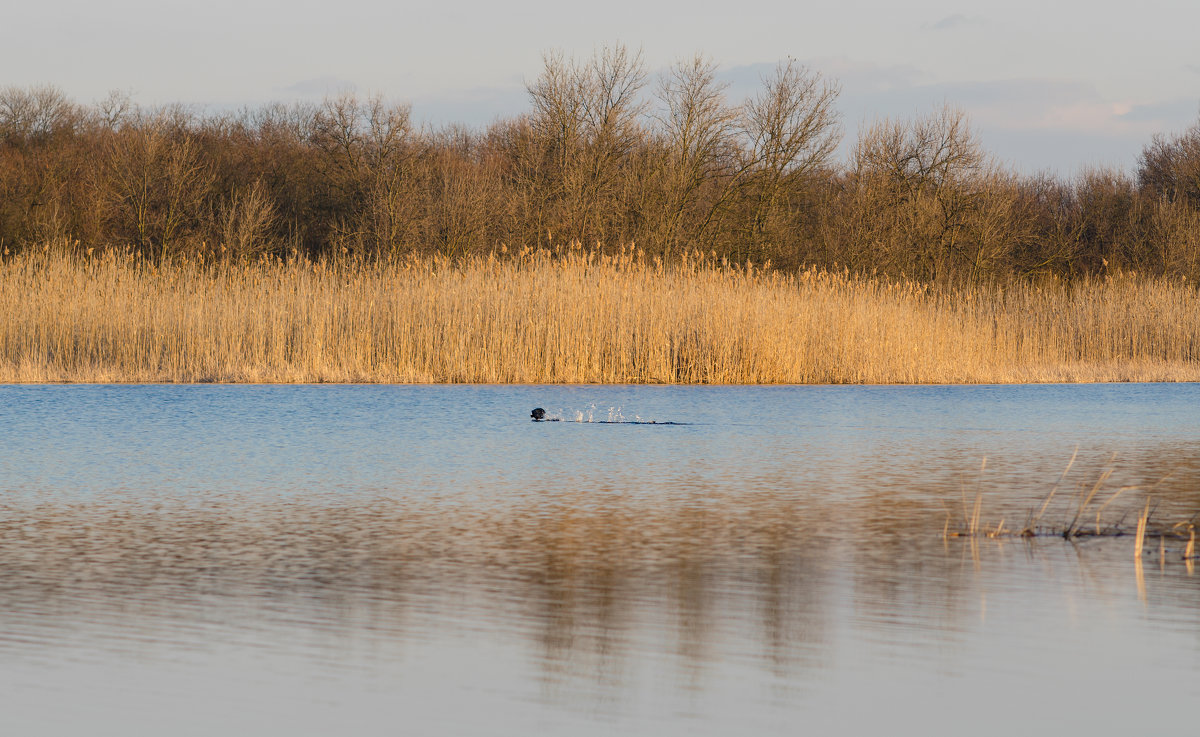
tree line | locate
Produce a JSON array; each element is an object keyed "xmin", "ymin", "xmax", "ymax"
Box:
[{"xmin": 2, "ymin": 46, "xmax": 1199, "ymax": 283}]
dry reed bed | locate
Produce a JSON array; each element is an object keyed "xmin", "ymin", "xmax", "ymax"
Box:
[{"xmin": 3, "ymin": 247, "xmax": 1200, "ymax": 384}]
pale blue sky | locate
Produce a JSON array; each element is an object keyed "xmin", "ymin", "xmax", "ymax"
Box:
[{"xmin": 4, "ymin": 0, "xmax": 1198, "ymax": 173}]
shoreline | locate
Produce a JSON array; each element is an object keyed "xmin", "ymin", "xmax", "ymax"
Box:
[{"xmin": 3, "ymin": 378, "xmax": 1200, "ymax": 386}]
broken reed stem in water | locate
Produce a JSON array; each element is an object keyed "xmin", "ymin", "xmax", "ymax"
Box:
[
  {"xmin": 961, "ymin": 458, "xmax": 986, "ymax": 536},
  {"xmin": 1023, "ymin": 447, "xmax": 1077, "ymax": 535},
  {"xmin": 4, "ymin": 246, "xmax": 1200, "ymax": 384},
  {"xmin": 1064, "ymin": 454, "xmax": 1116, "ymax": 538}
]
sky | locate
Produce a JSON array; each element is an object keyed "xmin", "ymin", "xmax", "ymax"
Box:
[{"xmin": 4, "ymin": 0, "xmax": 1198, "ymax": 175}]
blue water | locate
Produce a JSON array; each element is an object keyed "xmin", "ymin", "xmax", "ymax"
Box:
[
  {"xmin": 1, "ymin": 384, "xmax": 1198, "ymax": 735},
  {"xmin": 6, "ymin": 383, "xmax": 1199, "ymax": 500}
]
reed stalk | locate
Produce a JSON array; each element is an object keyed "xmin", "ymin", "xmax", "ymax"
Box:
[{"xmin": 1135, "ymin": 500, "xmax": 1151, "ymax": 559}]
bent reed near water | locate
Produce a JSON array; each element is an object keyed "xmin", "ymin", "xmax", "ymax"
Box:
[{"xmin": 3, "ymin": 245, "xmax": 1200, "ymax": 384}]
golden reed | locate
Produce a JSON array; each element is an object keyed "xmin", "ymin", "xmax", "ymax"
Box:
[{"xmin": 3, "ymin": 244, "xmax": 1199, "ymax": 384}]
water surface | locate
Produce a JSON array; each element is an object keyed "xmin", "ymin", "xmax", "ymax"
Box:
[{"xmin": 1, "ymin": 384, "xmax": 1198, "ymax": 735}]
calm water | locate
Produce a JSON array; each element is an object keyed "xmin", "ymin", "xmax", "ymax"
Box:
[{"xmin": 1, "ymin": 384, "xmax": 1198, "ymax": 735}]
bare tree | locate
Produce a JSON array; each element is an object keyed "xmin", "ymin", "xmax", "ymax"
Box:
[
  {"xmin": 0, "ymin": 85, "xmax": 78, "ymax": 145},
  {"xmin": 652, "ymin": 54, "xmax": 738, "ymax": 248},
  {"xmin": 732, "ymin": 61, "xmax": 841, "ymax": 257},
  {"xmin": 742, "ymin": 62, "xmax": 841, "ymax": 180},
  {"xmin": 100, "ymin": 115, "xmax": 213, "ymax": 258},
  {"xmin": 582, "ymin": 45, "xmax": 647, "ymax": 159},
  {"xmin": 92, "ymin": 90, "xmax": 135, "ymax": 130},
  {"xmin": 849, "ymin": 106, "xmax": 991, "ymax": 279},
  {"xmin": 310, "ymin": 93, "xmax": 416, "ymax": 253},
  {"xmin": 213, "ymin": 179, "xmax": 278, "ymax": 258},
  {"xmin": 525, "ymin": 44, "xmax": 648, "ymax": 244},
  {"xmin": 854, "ymin": 106, "xmax": 982, "ymax": 197},
  {"xmin": 1138, "ymin": 113, "xmax": 1200, "ymax": 207}
]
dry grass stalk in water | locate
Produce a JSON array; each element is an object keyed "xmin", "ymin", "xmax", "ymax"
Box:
[
  {"xmin": 948, "ymin": 458, "xmax": 1195, "ymax": 551},
  {"xmin": 1022, "ymin": 447, "xmax": 1077, "ymax": 535},
  {"xmin": 1134, "ymin": 500, "xmax": 1150, "ymax": 558}
]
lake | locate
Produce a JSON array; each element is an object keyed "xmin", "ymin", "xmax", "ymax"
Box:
[{"xmin": 1, "ymin": 384, "xmax": 1198, "ymax": 735}]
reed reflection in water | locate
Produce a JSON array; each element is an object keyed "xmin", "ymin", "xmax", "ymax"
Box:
[{"xmin": 0, "ymin": 483, "xmax": 1198, "ymax": 735}]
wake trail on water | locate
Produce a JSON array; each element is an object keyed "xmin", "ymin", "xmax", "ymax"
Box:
[{"xmin": 535, "ymin": 404, "xmax": 689, "ymax": 425}]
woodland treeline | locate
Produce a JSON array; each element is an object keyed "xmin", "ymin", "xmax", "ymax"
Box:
[{"xmin": 2, "ymin": 46, "xmax": 1199, "ymax": 283}]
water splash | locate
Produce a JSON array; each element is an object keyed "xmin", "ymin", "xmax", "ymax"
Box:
[
  {"xmin": 566, "ymin": 404, "xmax": 628, "ymax": 423},
  {"xmin": 547, "ymin": 404, "xmax": 677, "ymax": 424}
]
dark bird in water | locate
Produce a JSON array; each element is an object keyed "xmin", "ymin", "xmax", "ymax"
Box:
[{"xmin": 531, "ymin": 407, "xmax": 546, "ymax": 421}]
